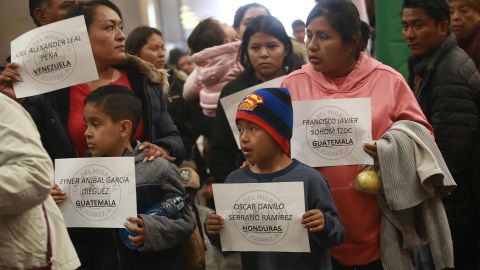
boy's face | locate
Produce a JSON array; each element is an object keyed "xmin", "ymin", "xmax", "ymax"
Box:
[
  {"xmin": 237, "ymin": 119, "xmax": 283, "ymax": 166},
  {"xmin": 83, "ymin": 103, "xmax": 131, "ymax": 157}
]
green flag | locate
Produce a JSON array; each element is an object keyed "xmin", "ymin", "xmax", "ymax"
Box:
[{"xmin": 374, "ymin": 0, "xmax": 411, "ymax": 78}]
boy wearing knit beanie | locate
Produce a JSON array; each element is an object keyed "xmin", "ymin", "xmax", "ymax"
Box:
[{"xmin": 205, "ymin": 88, "xmax": 344, "ymax": 270}]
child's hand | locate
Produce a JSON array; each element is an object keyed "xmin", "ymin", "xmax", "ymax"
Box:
[
  {"xmin": 205, "ymin": 214, "xmax": 224, "ymax": 235},
  {"xmin": 302, "ymin": 209, "xmax": 325, "ymax": 232},
  {"xmin": 125, "ymin": 217, "xmax": 145, "ymax": 247},
  {"xmin": 139, "ymin": 141, "xmax": 176, "ymax": 162},
  {"xmin": 51, "ymin": 184, "xmax": 67, "ymax": 204}
]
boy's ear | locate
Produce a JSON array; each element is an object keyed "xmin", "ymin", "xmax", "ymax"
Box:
[{"xmin": 119, "ymin": 120, "xmax": 133, "ymax": 138}]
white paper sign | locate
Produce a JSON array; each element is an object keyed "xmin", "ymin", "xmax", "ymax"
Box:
[
  {"xmin": 213, "ymin": 182, "xmax": 310, "ymax": 252},
  {"xmin": 292, "ymin": 98, "xmax": 373, "ymax": 167},
  {"xmin": 11, "ymin": 16, "xmax": 98, "ymax": 98},
  {"xmin": 55, "ymin": 157, "xmax": 137, "ymax": 228},
  {"xmin": 220, "ymin": 76, "xmax": 287, "ymax": 148}
]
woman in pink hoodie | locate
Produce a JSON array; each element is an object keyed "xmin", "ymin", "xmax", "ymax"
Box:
[{"xmin": 282, "ymin": 1, "xmax": 432, "ymax": 269}]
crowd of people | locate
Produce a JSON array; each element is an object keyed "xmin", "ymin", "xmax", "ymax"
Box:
[{"xmin": 0, "ymin": 0, "xmax": 479, "ymax": 269}]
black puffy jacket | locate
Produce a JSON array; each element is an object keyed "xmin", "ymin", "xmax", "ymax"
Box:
[
  {"xmin": 408, "ymin": 34, "xmax": 480, "ymax": 267},
  {"xmin": 408, "ymin": 34, "xmax": 480, "ymax": 184},
  {"xmin": 25, "ymin": 55, "xmax": 185, "ymax": 164}
]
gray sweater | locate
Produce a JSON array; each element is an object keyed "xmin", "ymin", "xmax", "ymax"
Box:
[
  {"xmin": 129, "ymin": 147, "xmax": 196, "ymax": 251},
  {"xmin": 208, "ymin": 159, "xmax": 344, "ymax": 270},
  {"xmin": 376, "ymin": 120, "xmax": 455, "ymax": 270}
]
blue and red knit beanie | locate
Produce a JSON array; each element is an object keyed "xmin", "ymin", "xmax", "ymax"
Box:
[{"xmin": 236, "ymin": 87, "xmax": 293, "ymax": 155}]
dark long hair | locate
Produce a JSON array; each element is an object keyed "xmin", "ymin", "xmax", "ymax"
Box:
[
  {"xmin": 126, "ymin": 26, "xmax": 163, "ymax": 55},
  {"xmin": 239, "ymin": 15, "xmax": 301, "ymax": 74},
  {"xmin": 306, "ymin": 0, "xmax": 368, "ymax": 60}
]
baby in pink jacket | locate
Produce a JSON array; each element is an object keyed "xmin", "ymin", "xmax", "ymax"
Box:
[{"xmin": 183, "ymin": 18, "xmax": 243, "ymax": 118}]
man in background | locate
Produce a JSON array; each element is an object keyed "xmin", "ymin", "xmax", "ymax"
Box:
[
  {"xmin": 402, "ymin": 0, "xmax": 480, "ymax": 268},
  {"xmin": 29, "ymin": 0, "xmax": 77, "ymax": 26},
  {"xmin": 291, "ymin": 19, "xmax": 305, "ymax": 43},
  {"xmin": 1, "ymin": 0, "xmax": 77, "ymax": 71}
]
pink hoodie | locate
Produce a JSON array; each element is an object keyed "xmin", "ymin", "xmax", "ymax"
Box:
[
  {"xmin": 282, "ymin": 53, "xmax": 432, "ymax": 266},
  {"xmin": 183, "ymin": 41, "xmax": 243, "ymax": 117}
]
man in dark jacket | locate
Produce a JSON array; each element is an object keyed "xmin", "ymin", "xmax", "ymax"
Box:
[{"xmin": 402, "ymin": 0, "xmax": 480, "ymax": 268}]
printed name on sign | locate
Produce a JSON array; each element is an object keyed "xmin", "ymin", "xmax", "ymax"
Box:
[
  {"xmin": 68, "ymin": 165, "xmax": 123, "ymax": 221},
  {"xmin": 55, "ymin": 157, "xmax": 136, "ymax": 228},
  {"xmin": 230, "ymin": 190, "xmax": 291, "ymax": 245},
  {"xmin": 291, "ymin": 98, "xmax": 373, "ymax": 167},
  {"xmin": 11, "ymin": 15, "xmax": 99, "ymax": 98},
  {"xmin": 304, "ymin": 106, "xmax": 358, "ymax": 160},
  {"xmin": 213, "ymin": 182, "xmax": 310, "ymax": 252},
  {"xmin": 24, "ymin": 32, "xmax": 77, "ymax": 85}
]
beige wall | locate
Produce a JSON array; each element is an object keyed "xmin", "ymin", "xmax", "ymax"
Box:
[
  {"xmin": 0, "ymin": 0, "xmax": 36, "ymax": 64},
  {"xmin": 112, "ymin": 0, "xmax": 150, "ymax": 36}
]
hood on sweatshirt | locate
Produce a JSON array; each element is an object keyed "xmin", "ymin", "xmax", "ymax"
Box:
[{"xmin": 301, "ymin": 53, "xmax": 383, "ymax": 94}]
